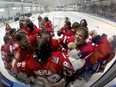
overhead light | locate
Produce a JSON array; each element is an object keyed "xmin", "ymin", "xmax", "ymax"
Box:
[
  {"xmin": 21, "ymin": 0, "xmax": 23, "ymax": 2},
  {"xmin": 0, "ymin": 8, "xmax": 5, "ymax": 12}
]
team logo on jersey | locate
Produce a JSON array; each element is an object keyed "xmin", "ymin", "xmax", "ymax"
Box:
[{"xmin": 51, "ymin": 57, "xmax": 59, "ymax": 64}]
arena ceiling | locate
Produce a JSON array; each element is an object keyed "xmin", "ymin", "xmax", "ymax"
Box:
[{"xmin": 0, "ymin": 0, "xmax": 115, "ymax": 8}]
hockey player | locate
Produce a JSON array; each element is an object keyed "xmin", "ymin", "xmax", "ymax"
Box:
[
  {"xmin": 1, "ymin": 34, "xmax": 14, "ymax": 75},
  {"xmin": 17, "ymin": 37, "xmax": 85, "ymax": 87},
  {"xmin": 57, "ymin": 21, "xmax": 71, "ymax": 36},
  {"xmin": 9, "ymin": 28, "xmax": 17, "ymax": 41},
  {"xmin": 64, "ymin": 22, "xmax": 80, "ymax": 37},
  {"xmin": 40, "ymin": 29, "xmax": 62, "ymax": 52},
  {"xmin": 9, "ymin": 28, "xmax": 19, "ymax": 55},
  {"xmin": 66, "ymin": 27, "xmax": 115, "ymax": 86},
  {"xmin": 10, "ymin": 30, "xmax": 37, "ymax": 83},
  {"xmin": 5, "ymin": 23, "xmax": 12, "ymax": 34},
  {"xmin": 14, "ymin": 30, "xmax": 37, "ymax": 72},
  {"xmin": 88, "ymin": 30, "xmax": 116, "ymax": 72},
  {"xmin": 39, "ymin": 19, "xmax": 54, "ymax": 37},
  {"xmin": 65, "ymin": 17, "xmax": 70, "ymax": 22},
  {"xmin": 19, "ymin": 18, "xmax": 41, "ymax": 37},
  {"xmin": 44, "ymin": 16, "xmax": 53, "ymax": 29},
  {"xmin": 19, "ymin": 19, "xmax": 31, "ymax": 36},
  {"xmin": 26, "ymin": 18, "xmax": 41, "ymax": 37},
  {"xmin": 79, "ymin": 19, "xmax": 88, "ymax": 29},
  {"xmin": 60, "ymin": 22, "xmax": 80, "ymax": 49},
  {"xmin": 38, "ymin": 15, "xmax": 43, "ymax": 28}
]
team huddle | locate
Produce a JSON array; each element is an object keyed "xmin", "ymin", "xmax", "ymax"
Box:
[{"xmin": 1, "ymin": 16, "xmax": 116, "ymax": 87}]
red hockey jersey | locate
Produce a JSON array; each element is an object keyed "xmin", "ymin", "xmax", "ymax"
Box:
[
  {"xmin": 17, "ymin": 51, "xmax": 73, "ymax": 85},
  {"xmin": 45, "ymin": 20, "xmax": 52, "ymax": 29},
  {"xmin": 57, "ymin": 27, "xmax": 67, "ymax": 36},
  {"xmin": 1, "ymin": 44, "xmax": 13, "ymax": 69},
  {"xmin": 89, "ymin": 35, "xmax": 112, "ymax": 64},
  {"xmin": 50, "ymin": 39, "xmax": 62, "ymax": 52}
]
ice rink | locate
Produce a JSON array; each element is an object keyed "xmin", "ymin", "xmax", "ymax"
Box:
[{"xmin": 0, "ymin": 11, "xmax": 116, "ymax": 87}]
